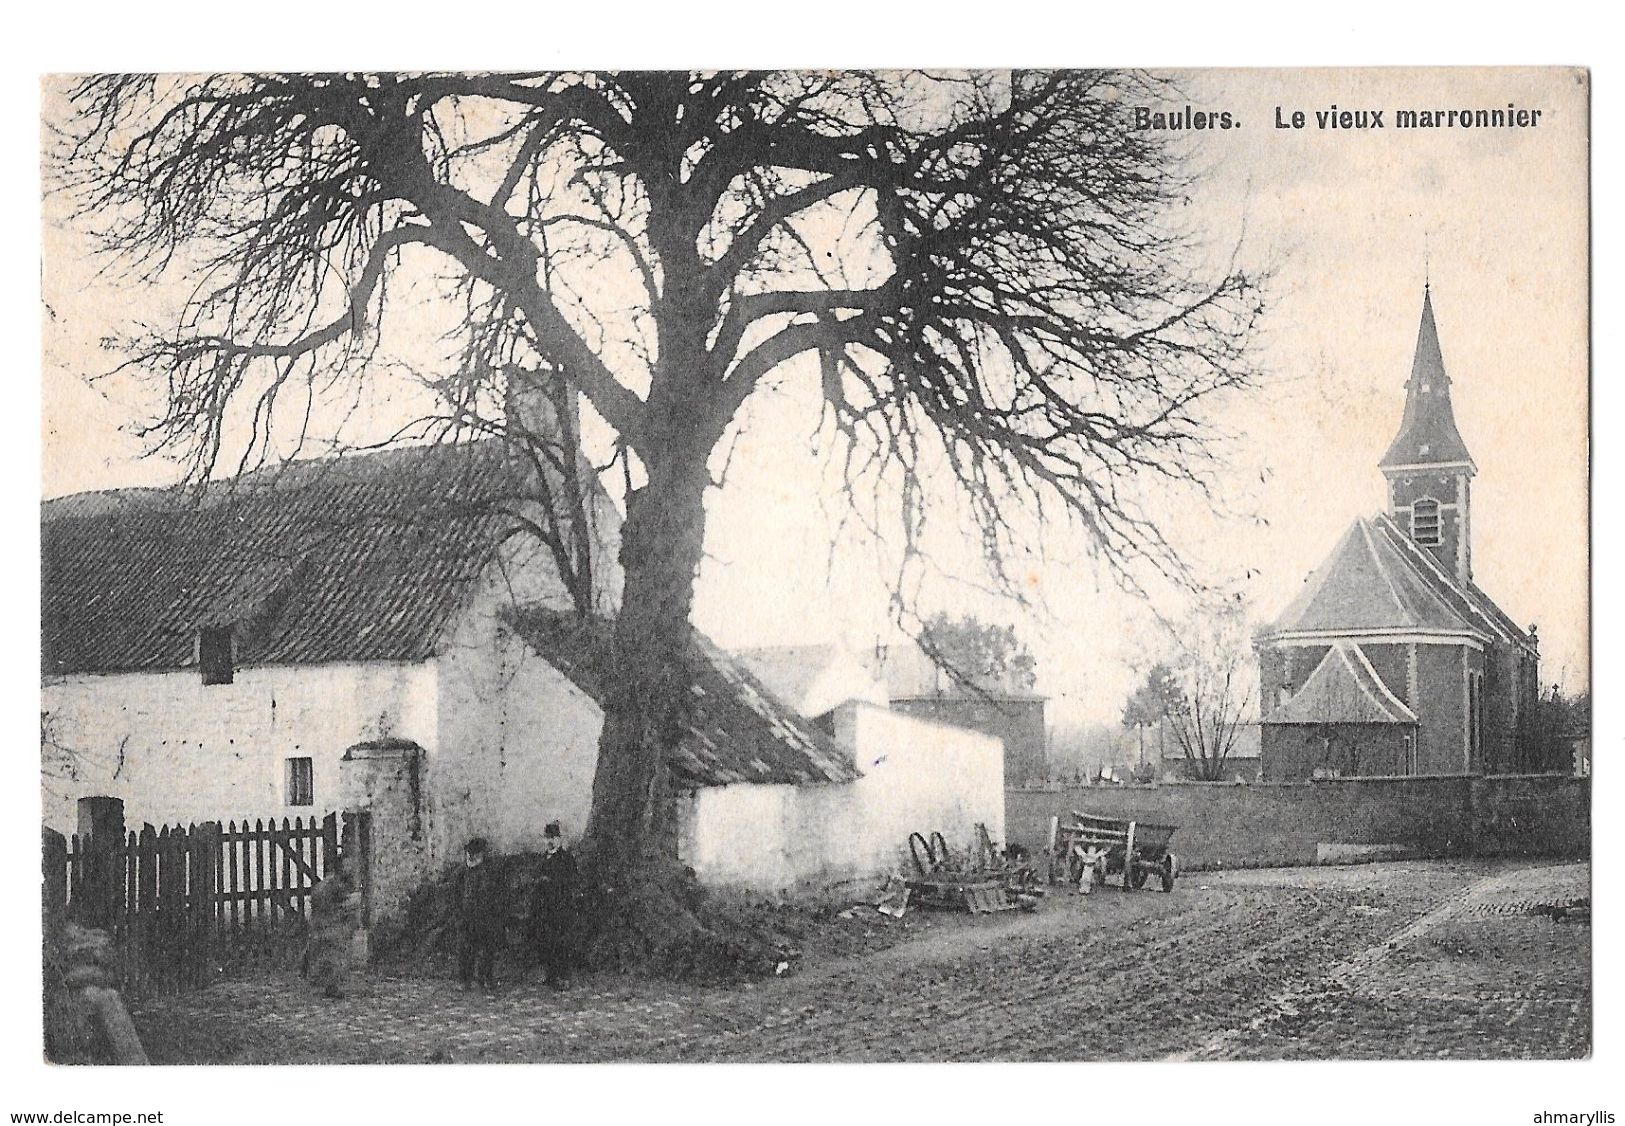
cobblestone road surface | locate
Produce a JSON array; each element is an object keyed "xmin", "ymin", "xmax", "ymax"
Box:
[{"xmin": 131, "ymin": 858, "xmax": 1590, "ymax": 1063}]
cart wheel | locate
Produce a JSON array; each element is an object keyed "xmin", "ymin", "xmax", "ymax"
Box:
[
  {"xmin": 930, "ymin": 832, "xmax": 951, "ymax": 872},
  {"xmin": 1130, "ymin": 861, "xmax": 1149, "ymax": 890},
  {"xmin": 908, "ymin": 832, "xmax": 933, "ymax": 876},
  {"xmin": 1160, "ymin": 853, "xmax": 1177, "ymax": 893}
]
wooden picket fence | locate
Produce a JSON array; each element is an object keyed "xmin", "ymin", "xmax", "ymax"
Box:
[{"xmin": 44, "ymin": 810, "xmax": 371, "ymax": 997}]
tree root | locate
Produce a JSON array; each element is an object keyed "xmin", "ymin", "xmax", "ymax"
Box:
[
  {"xmin": 380, "ymin": 852, "xmax": 795, "ymax": 983},
  {"xmin": 581, "ymin": 860, "xmax": 793, "ymax": 983}
]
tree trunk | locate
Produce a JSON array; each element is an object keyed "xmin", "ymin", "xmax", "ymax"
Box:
[
  {"xmin": 571, "ymin": 431, "xmax": 784, "ymax": 978},
  {"xmin": 580, "ymin": 441, "xmax": 710, "ymax": 879}
]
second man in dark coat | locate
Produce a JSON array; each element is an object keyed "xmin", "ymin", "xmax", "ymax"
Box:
[{"xmin": 529, "ymin": 821, "xmax": 580, "ymax": 990}]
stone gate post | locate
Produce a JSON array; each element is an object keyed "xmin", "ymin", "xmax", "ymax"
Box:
[{"xmin": 338, "ymin": 739, "xmax": 431, "ymax": 941}]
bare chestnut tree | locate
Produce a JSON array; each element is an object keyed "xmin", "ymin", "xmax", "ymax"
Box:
[{"xmin": 50, "ymin": 70, "xmax": 1264, "ymax": 958}]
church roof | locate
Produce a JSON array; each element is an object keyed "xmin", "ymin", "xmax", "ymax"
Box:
[
  {"xmin": 1262, "ymin": 641, "xmax": 1418, "ymax": 725},
  {"xmin": 1263, "ymin": 514, "xmax": 1531, "ymax": 649},
  {"xmin": 1379, "ymin": 288, "xmax": 1475, "ymax": 470},
  {"xmin": 509, "ymin": 609, "xmax": 859, "ymax": 789},
  {"xmin": 42, "ymin": 442, "xmax": 526, "ymax": 676}
]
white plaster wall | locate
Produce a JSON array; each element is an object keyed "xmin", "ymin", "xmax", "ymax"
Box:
[
  {"xmin": 40, "ymin": 661, "xmax": 438, "ymax": 835},
  {"xmin": 429, "ymin": 539, "xmax": 604, "ymax": 863},
  {"xmin": 681, "ymin": 783, "xmax": 802, "ymax": 889},
  {"xmin": 843, "ymin": 702, "xmax": 1006, "ymax": 869},
  {"xmin": 682, "ymin": 703, "xmax": 1005, "ymax": 892},
  {"xmin": 489, "ymin": 636, "xmax": 603, "ymax": 854}
]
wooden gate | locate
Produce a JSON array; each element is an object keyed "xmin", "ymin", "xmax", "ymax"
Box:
[{"xmin": 44, "ymin": 808, "xmax": 372, "ymax": 997}]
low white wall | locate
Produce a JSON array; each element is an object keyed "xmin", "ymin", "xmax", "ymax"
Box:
[
  {"xmin": 681, "ymin": 702, "xmax": 1006, "ymax": 892},
  {"xmin": 844, "ymin": 702, "xmax": 1005, "ymax": 867},
  {"xmin": 40, "ymin": 661, "xmax": 439, "ymax": 834}
]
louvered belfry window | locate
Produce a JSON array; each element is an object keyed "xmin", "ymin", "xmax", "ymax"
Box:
[{"xmin": 1411, "ymin": 499, "xmax": 1442, "ymax": 546}]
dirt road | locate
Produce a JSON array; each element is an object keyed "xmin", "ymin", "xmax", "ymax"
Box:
[{"xmin": 132, "ymin": 858, "xmax": 1589, "ymax": 1063}]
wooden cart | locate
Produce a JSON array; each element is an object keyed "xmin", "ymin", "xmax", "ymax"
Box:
[{"xmin": 1052, "ymin": 811, "xmax": 1179, "ymax": 893}]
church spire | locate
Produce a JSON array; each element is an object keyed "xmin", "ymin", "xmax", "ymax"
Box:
[
  {"xmin": 1380, "ymin": 287, "xmax": 1476, "ymax": 587},
  {"xmin": 1378, "ymin": 287, "xmax": 1475, "ymax": 471}
]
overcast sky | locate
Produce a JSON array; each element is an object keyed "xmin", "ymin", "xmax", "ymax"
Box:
[{"xmin": 40, "ymin": 68, "xmax": 1589, "ymax": 726}]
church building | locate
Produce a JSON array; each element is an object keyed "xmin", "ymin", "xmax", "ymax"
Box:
[{"xmin": 1256, "ymin": 288, "xmax": 1540, "ymax": 780}]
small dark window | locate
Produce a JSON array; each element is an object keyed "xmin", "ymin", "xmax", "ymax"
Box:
[
  {"xmin": 199, "ymin": 627, "xmax": 235, "ymax": 685},
  {"xmin": 1411, "ymin": 499, "xmax": 1442, "ymax": 547},
  {"xmin": 286, "ymin": 757, "xmax": 314, "ymax": 806}
]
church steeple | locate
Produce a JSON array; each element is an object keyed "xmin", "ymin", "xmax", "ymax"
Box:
[
  {"xmin": 1379, "ymin": 286, "xmax": 1475, "ymax": 472},
  {"xmin": 1380, "ymin": 287, "xmax": 1477, "ymax": 587}
]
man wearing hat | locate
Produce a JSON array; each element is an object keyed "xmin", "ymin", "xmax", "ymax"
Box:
[
  {"xmin": 529, "ymin": 821, "xmax": 580, "ymax": 990},
  {"xmin": 456, "ymin": 836, "xmax": 504, "ymax": 992}
]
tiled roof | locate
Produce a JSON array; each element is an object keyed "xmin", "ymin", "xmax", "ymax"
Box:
[
  {"xmin": 42, "ymin": 442, "xmax": 526, "ymax": 676},
  {"xmin": 509, "ymin": 609, "xmax": 859, "ymax": 789},
  {"xmin": 1263, "ymin": 642, "xmax": 1418, "ymax": 726},
  {"xmin": 1367, "ymin": 516, "xmax": 1531, "ymax": 648},
  {"xmin": 1263, "ymin": 515, "xmax": 1530, "ymax": 650},
  {"xmin": 1379, "ymin": 288, "xmax": 1474, "ymax": 469}
]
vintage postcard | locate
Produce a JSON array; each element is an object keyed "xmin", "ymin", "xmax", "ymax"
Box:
[{"xmin": 37, "ymin": 65, "xmax": 1589, "ymax": 1094}]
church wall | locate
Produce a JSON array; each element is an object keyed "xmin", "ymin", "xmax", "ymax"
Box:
[
  {"xmin": 1256, "ymin": 645, "xmax": 1288, "ymax": 715},
  {"xmin": 1414, "ymin": 644, "xmax": 1471, "ymax": 774},
  {"xmin": 1481, "ymin": 642, "xmax": 1531, "ymax": 774},
  {"xmin": 1261, "ymin": 723, "xmax": 1413, "ymax": 781},
  {"xmin": 1438, "ymin": 504, "xmax": 1464, "ymax": 581},
  {"xmin": 1287, "ymin": 645, "xmax": 1331, "ymax": 693},
  {"xmin": 1259, "ymin": 639, "xmax": 1514, "ymax": 779},
  {"xmin": 1359, "ymin": 644, "xmax": 1410, "ymax": 707}
]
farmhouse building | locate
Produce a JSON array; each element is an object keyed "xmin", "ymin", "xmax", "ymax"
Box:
[
  {"xmin": 43, "ymin": 441, "xmax": 1003, "ymax": 907},
  {"xmin": 1256, "ymin": 288, "xmax": 1539, "ymax": 780},
  {"xmin": 41, "ymin": 442, "xmax": 624, "ymax": 871}
]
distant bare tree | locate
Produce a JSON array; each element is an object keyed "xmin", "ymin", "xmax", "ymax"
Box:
[
  {"xmin": 50, "ymin": 71, "xmax": 1264, "ymax": 965},
  {"xmin": 1163, "ymin": 646, "xmax": 1252, "ymax": 782}
]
